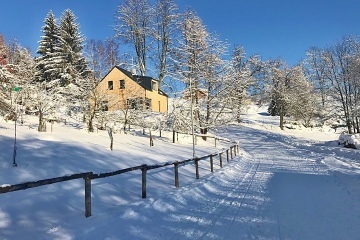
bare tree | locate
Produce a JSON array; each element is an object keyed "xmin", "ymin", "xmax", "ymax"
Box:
[
  {"xmin": 114, "ymin": 0, "xmax": 153, "ymax": 76},
  {"xmin": 228, "ymin": 46, "xmax": 263, "ymax": 122},
  {"xmin": 321, "ymin": 37, "xmax": 360, "ymax": 133},
  {"xmin": 85, "ymin": 39, "xmax": 121, "ymax": 79},
  {"xmin": 268, "ymin": 60, "xmax": 317, "ymax": 130},
  {"xmin": 172, "ymin": 10, "xmax": 233, "ymax": 139},
  {"xmin": 152, "ymin": 0, "xmax": 179, "ymax": 86}
]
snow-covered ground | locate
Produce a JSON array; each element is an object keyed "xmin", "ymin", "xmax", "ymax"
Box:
[{"xmin": 1, "ymin": 105, "xmax": 360, "ymax": 239}]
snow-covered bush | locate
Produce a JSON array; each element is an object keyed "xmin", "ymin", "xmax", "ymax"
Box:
[{"xmin": 338, "ymin": 133, "xmax": 360, "ymax": 149}]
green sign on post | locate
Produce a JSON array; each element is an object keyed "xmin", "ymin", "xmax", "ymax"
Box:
[{"xmin": 13, "ymin": 86, "xmax": 21, "ymax": 92}]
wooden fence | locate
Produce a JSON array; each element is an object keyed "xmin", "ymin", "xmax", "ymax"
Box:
[{"xmin": 0, "ymin": 144, "xmax": 239, "ymax": 218}]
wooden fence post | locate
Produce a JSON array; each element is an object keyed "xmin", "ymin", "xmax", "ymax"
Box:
[
  {"xmin": 230, "ymin": 146, "xmax": 233, "ymax": 159},
  {"xmin": 210, "ymin": 155, "xmax": 214, "ymax": 172},
  {"xmin": 195, "ymin": 158, "xmax": 199, "ymax": 179},
  {"xmin": 141, "ymin": 165, "xmax": 147, "ymax": 198},
  {"xmin": 237, "ymin": 144, "xmax": 240, "ymax": 154},
  {"xmin": 149, "ymin": 130, "xmax": 154, "ymax": 147},
  {"xmin": 234, "ymin": 145, "xmax": 237, "ymax": 156},
  {"xmin": 174, "ymin": 161, "xmax": 179, "ymax": 188},
  {"xmin": 226, "ymin": 149, "xmax": 229, "ymax": 162},
  {"xmin": 84, "ymin": 176, "xmax": 92, "ymax": 218},
  {"xmin": 215, "ymin": 138, "xmax": 217, "ymax": 148},
  {"xmin": 219, "ymin": 152, "xmax": 223, "ymax": 168}
]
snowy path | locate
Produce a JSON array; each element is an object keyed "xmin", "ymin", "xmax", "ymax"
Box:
[{"xmin": 74, "ymin": 125, "xmax": 360, "ymax": 239}]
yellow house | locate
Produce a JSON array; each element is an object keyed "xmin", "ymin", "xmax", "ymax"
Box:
[{"xmin": 95, "ymin": 67, "xmax": 168, "ymax": 112}]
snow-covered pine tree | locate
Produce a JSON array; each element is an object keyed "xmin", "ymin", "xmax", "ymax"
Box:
[
  {"xmin": 58, "ymin": 9, "xmax": 89, "ymax": 87},
  {"xmin": 36, "ymin": 11, "xmax": 62, "ymax": 83}
]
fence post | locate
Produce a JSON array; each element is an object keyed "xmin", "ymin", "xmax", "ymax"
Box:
[
  {"xmin": 237, "ymin": 144, "xmax": 240, "ymax": 154},
  {"xmin": 234, "ymin": 145, "xmax": 237, "ymax": 156},
  {"xmin": 195, "ymin": 158, "xmax": 199, "ymax": 179},
  {"xmin": 226, "ymin": 149, "xmax": 229, "ymax": 162},
  {"xmin": 149, "ymin": 130, "xmax": 154, "ymax": 147},
  {"xmin": 230, "ymin": 146, "xmax": 233, "ymax": 159},
  {"xmin": 84, "ymin": 175, "xmax": 92, "ymax": 218},
  {"xmin": 219, "ymin": 152, "xmax": 223, "ymax": 168},
  {"xmin": 215, "ymin": 138, "xmax": 217, "ymax": 148},
  {"xmin": 174, "ymin": 161, "xmax": 179, "ymax": 188},
  {"xmin": 141, "ymin": 165, "xmax": 147, "ymax": 198},
  {"xmin": 210, "ymin": 155, "xmax": 214, "ymax": 172}
]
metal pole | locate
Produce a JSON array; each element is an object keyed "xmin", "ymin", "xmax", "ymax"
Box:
[
  {"xmin": 13, "ymin": 111, "xmax": 17, "ymax": 167},
  {"xmin": 190, "ymin": 77, "xmax": 195, "ymax": 159}
]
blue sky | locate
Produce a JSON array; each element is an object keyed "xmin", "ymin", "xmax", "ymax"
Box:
[{"xmin": 1, "ymin": 0, "xmax": 360, "ymax": 66}]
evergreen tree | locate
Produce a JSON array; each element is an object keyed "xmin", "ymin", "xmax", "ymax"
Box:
[
  {"xmin": 58, "ymin": 9, "xmax": 89, "ymax": 86},
  {"xmin": 36, "ymin": 11, "xmax": 61, "ymax": 82}
]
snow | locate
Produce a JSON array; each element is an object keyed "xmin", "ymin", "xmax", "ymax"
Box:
[
  {"xmin": 338, "ymin": 132, "xmax": 360, "ymax": 149},
  {"xmin": 1, "ymin": 105, "xmax": 360, "ymax": 239}
]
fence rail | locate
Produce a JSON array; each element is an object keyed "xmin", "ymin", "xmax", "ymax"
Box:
[{"xmin": 0, "ymin": 142, "xmax": 239, "ymax": 218}]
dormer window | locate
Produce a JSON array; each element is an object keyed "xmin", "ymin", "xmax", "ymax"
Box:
[{"xmin": 152, "ymin": 81, "xmax": 158, "ymax": 91}]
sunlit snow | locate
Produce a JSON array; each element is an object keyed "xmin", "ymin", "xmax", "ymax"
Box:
[{"xmin": 1, "ymin": 104, "xmax": 360, "ymax": 239}]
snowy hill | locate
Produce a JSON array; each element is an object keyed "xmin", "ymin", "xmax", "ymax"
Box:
[{"xmin": 1, "ymin": 105, "xmax": 360, "ymax": 239}]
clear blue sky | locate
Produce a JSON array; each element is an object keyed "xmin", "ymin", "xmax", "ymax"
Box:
[{"xmin": 1, "ymin": 0, "xmax": 360, "ymax": 66}]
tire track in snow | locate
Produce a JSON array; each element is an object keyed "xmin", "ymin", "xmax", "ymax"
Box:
[
  {"xmin": 196, "ymin": 160, "xmax": 261, "ymax": 240},
  {"xmin": 153, "ymin": 157, "xmax": 260, "ymax": 240}
]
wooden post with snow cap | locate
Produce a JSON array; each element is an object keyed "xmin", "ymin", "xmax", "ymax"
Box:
[
  {"xmin": 230, "ymin": 146, "xmax": 233, "ymax": 159},
  {"xmin": 226, "ymin": 149, "xmax": 229, "ymax": 162},
  {"xmin": 210, "ymin": 155, "xmax": 214, "ymax": 172},
  {"xmin": 141, "ymin": 165, "xmax": 147, "ymax": 198},
  {"xmin": 233, "ymin": 145, "xmax": 237, "ymax": 156},
  {"xmin": 174, "ymin": 161, "xmax": 179, "ymax": 188}
]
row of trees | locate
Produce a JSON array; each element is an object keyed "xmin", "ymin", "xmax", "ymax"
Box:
[{"xmin": 1, "ymin": 0, "xmax": 360, "ymax": 136}]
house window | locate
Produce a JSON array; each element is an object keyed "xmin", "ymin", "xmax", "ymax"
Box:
[
  {"xmin": 127, "ymin": 98, "xmax": 143, "ymax": 110},
  {"xmin": 145, "ymin": 98, "xmax": 151, "ymax": 110},
  {"xmin": 101, "ymin": 101, "xmax": 109, "ymax": 111},
  {"xmin": 108, "ymin": 81, "xmax": 113, "ymax": 90},
  {"xmin": 152, "ymin": 81, "xmax": 158, "ymax": 91},
  {"xmin": 120, "ymin": 80, "xmax": 125, "ymax": 89}
]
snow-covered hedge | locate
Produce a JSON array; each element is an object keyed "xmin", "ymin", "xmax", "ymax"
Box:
[{"xmin": 338, "ymin": 133, "xmax": 360, "ymax": 149}]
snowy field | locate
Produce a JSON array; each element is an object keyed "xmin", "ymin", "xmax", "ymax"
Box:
[{"xmin": 1, "ymin": 105, "xmax": 360, "ymax": 239}]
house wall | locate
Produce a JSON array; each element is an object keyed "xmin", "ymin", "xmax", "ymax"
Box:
[
  {"xmin": 145, "ymin": 89, "xmax": 168, "ymax": 112},
  {"xmin": 95, "ymin": 67, "xmax": 168, "ymax": 113}
]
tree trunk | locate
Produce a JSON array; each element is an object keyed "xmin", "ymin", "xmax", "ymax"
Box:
[
  {"xmin": 200, "ymin": 127, "xmax": 207, "ymax": 141},
  {"xmin": 38, "ymin": 110, "xmax": 46, "ymax": 132},
  {"xmin": 279, "ymin": 113, "xmax": 284, "ymax": 130},
  {"xmin": 346, "ymin": 118, "xmax": 353, "ymax": 134},
  {"xmin": 87, "ymin": 113, "xmax": 94, "ymax": 132}
]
